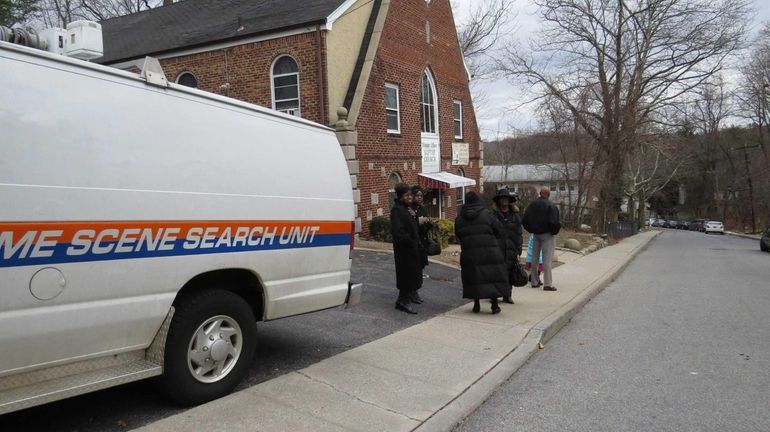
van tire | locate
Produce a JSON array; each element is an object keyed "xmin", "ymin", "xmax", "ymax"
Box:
[{"xmin": 158, "ymin": 289, "xmax": 257, "ymax": 406}]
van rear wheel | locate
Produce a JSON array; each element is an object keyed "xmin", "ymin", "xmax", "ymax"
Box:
[{"xmin": 158, "ymin": 289, "xmax": 256, "ymax": 406}]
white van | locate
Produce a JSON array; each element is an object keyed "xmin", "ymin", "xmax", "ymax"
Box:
[{"xmin": 0, "ymin": 39, "xmax": 361, "ymax": 414}]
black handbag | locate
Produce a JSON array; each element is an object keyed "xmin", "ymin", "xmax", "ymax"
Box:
[
  {"xmin": 426, "ymin": 226, "xmax": 442, "ymax": 256},
  {"xmin": 511, "ymin": 258, "xmax": 528, "ymax": 287}
]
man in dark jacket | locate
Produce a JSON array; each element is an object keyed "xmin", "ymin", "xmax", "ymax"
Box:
[
  {"xmin": 455, "ymin": 191, "xmax": 509, "ymax": 314},
  {"xmin": 522, "ymin": 186, "xmax": 561, "ymax": 291},
  {"xmin": 492, "ymin": 188, "xmax": 523, "ymax": 304},
  {"xmin": 390, "ymin": 183, "xmax": 421, "ymax": 314}
]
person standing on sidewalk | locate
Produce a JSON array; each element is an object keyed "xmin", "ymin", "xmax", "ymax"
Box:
[
  {"xmin": 492, "ymin": 188, "xmax": 522, "ymax": 304},
  {"xmin": 390, "ymin": 183, "xmax": 421, "ymax": 314},
  {"xmin": 454, "ymin": 191, "xmax": 509, "ymax": 314},
  {"xmin": 522, "ymin": 186, "xmax": 561, "ymax": 291},
  {"xmin": 410, "ymin": 185, "xmax": 431, "ymax": 304},
  {"xmin": 524, "ymin": 234, "xmax": 544, "ymax": 287}
]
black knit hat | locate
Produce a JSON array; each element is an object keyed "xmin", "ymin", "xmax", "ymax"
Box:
[{"xmin": 464, "ymin": 191, "xmax": 480, "ymax": 204}]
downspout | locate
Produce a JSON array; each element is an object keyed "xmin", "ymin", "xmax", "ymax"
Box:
[{"xmin": 316, "ymin": 24, "xmax": 326, "ymax": 124}]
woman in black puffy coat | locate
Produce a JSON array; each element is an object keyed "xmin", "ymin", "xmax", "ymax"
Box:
[{"xmin": 454, "ymin": 191, "xmax": 509, "ymax": 314}]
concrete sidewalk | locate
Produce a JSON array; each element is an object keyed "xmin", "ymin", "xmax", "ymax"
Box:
[{"xmin": 138, "ymin": 231, "xmax": 660, "ymax": 432}]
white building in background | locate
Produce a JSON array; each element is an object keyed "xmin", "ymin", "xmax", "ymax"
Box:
[{"xmin": 483, "ymin": 164, "xmax": 590, "ymax": 206}]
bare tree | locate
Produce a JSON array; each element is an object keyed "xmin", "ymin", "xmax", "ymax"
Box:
[
  {"xmin": 455, "ymin": 0, "xmax": 515, "ymax": 79},
  {"xmin": 34, "ymin": 0, "xmax": 160, "ymax": 28},
  {"xmin": 736, "ymin": 22, "xmax": 770, "ymax": 165},
  {"xmin": 80, "ymin": 0, "xmax": 156, "ymax": 21},
  {"xmin": 686, "ymin": 77, "xmax": 740, "ymax": 220},
  {"xmin": 623, "ymin": 134, "xmax": 685, "ymax": 227},
  {"xmin": 499, "ymin": 0, "xmax": 750, "ymax": 228},
  {"xmin": 536, "ymin": 92, "xmax": 600, "ymax": 227},
  {"xmin": 36, "ymin": 0, "xmax": 77, "ymax": 27}
]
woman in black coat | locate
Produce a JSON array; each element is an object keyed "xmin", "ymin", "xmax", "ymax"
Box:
[
  {"xmin": 454, "ymin": 191, "xmax": 509, "ymax": 314},
  {"xmin": 390, "ymin": 183, "xmax": 422, "ymax": 314},
  {"xmin": 492, "ymin": 188, "xmax": 523, "ymax": 304}
]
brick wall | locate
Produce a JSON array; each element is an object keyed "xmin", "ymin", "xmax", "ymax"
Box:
[
  {"xmin": 160, "ymin": 31, "xmax": 329, "ymax": 125},
  {"xmin": 356, "ymin": 0, "xmax": 482, "ymax": 236}
]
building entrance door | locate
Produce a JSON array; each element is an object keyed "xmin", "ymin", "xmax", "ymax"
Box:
[{"xmin": 423, "ymin": 188, "xmax": 441, "ymax": 218}]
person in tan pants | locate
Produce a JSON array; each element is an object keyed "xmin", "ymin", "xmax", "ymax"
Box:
[{"xmin": 522, "ymin": 187, "xmax": 561, "ymax": 291}]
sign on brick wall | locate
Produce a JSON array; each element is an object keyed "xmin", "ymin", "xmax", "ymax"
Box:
[
  {"xmin": 452, "ymin": 143, "xmax": 469, "ymax": 166},
  {"xmin": 421, "ymin": 138, "xmax": 440, "ymax": 173}
]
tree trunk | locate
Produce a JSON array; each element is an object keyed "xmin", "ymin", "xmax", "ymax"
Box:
[{"xmin": 597, "ymin": 151, "xmax": 624, "ymax": 230}]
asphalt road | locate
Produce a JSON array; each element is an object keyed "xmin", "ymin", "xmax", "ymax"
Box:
[
  {"xmin": 455, "ymin": 230, "xmax": 770, "ymax": 432},
  {"xmin": 0, "ymin": 250, "xmax": 464, "ymax": 432}
]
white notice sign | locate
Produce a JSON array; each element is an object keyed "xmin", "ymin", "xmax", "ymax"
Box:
[
  {"xmin": 452, "ymin": 143, "xmax": 469, "ymax": 165},
  {"xmin": 421, "ymin": 139, "xmax": 440, "ymax": 174}
]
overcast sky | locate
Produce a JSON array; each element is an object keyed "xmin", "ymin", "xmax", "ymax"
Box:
[{"xmin": 451, "ymin": 0, "xmax": 770, "ymax": 141}]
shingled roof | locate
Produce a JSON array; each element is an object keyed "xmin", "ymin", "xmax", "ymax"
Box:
[{"xmin": 100, "ymin": 0, "xmax": 347, "ymax": 64}]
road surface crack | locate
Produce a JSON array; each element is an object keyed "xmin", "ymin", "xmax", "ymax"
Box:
[{"xmin": 294, "ymin": 370, "xmax": 422, "ymax": 423}]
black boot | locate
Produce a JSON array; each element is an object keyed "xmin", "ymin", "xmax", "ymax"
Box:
[
  {"xmin": 472, "ymin": 299, "xmax": 481, "ymax": 313},
  {"xmin": 503, "ymin": 297, "xmax": 515, "ymax": 304},
  {"xmin": 410, "ymin": 291, "xmax": 424, "ymax": 304},
  {"xmin": 395, "ymin": 296, "xmax": 417, "ymax": 314},
  {"xmin": 491, "ymin": 299, "xmax": 501, "ymax": 314}
]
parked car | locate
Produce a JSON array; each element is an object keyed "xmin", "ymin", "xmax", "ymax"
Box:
[
  {"xmin": 665, "ymin": 220, "xmax": 677, "ymax": 229},
  {"xmin": 677, "ymin": 220, "xmax": 690, "ymax": 230},
  {"xmin": 690, "ymin": 219, "xmax": 706, "ymax": 232},
  {"xmin": 761, "ymin": 227, "xmax": 770, "ymax": 252},
  {"xmin": 651, "ymin": 219, "xmax": 663, "ymax": 227},
  {"xmin": 704, "ymin": 221, "xmax": 725, "ymax": 234}
]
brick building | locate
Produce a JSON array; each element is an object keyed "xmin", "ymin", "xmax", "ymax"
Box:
[{"xmin": 100, "ymin": 0, "xmax": 481, "ymax": 235}]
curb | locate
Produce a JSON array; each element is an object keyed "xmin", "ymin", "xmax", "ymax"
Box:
[
  {"xmin": 412, "ymin": 332, "xmax": 542, "ymax": 432},
  {"xmin": 414, "ymin": 231, "xmax": 661, "ymax": 432},
  {"xmin": 725, "ymin": 231, "xmax": 762, "ymax": 241}
]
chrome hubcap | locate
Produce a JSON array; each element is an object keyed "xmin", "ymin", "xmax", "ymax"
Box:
[{"xmin": 187, "ymin": 315, "xmax": 242, "ymax": 383}]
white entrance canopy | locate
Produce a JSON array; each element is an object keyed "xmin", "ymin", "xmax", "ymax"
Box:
[{"xmin": 418, "ymin": 171, "xmax": 476, "ymax": 189}]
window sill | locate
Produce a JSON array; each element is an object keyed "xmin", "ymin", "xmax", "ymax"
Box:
[{"xmin": 387, "ymin": 132, "xmax": 402, "ymax": 137}]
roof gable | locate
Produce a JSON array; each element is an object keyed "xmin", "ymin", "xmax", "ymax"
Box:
[{"xmin": 100, "ymin": 0, "xmax": 347, "ymax": 64}]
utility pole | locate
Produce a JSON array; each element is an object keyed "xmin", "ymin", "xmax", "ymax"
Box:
[{"xmin": 734, "ymin": 144, "xmax": 760, "ymax": 233}]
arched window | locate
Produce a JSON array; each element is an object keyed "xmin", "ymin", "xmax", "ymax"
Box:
[
  {"xmin": 176, "ymin": 72, "xmax": 198, "ymax": 88},
  {"xmin": 388, "ymin": 172, "xmax": 402, "ymax": 209},
  {"xmin": 420, "ymin": 69, "xmax": 438, "ymax": 134},
  {"xmin": 271, "ymin": 55, "xmax": 300, "ymax": 116},
  {"xmin": 456, "ymin": 168, "xmax": 465, "ymax": 205}
]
